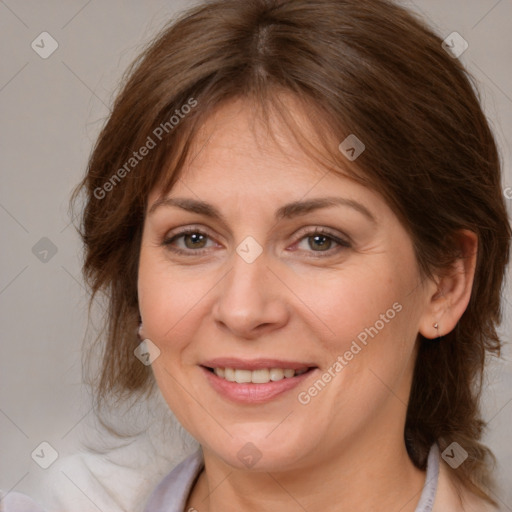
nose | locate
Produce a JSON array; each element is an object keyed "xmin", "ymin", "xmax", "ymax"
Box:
[{"xmin": 211, "ymin": 249, "xmax": 290, "ymax": 339}]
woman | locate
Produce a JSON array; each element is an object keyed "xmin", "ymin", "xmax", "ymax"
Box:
[{"xmin": 3, "ymin": 0, "xmax": 509, "ymax": 510}]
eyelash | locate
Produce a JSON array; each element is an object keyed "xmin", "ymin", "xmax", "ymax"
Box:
[{"xmin": 161, "ymin": 226, "xmax": 351, "ymax": 258}]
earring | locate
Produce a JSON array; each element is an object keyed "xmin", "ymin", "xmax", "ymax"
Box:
[{"xmin": 433, "ymin": 322, "xmax": 440, "ymax": 339}]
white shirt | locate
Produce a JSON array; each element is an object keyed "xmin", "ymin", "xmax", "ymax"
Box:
[{"xmin": 1, "ymin": 445, "xmax": 441, "ymax": 512}]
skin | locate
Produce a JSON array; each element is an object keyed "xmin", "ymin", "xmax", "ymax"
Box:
[{"xmin": 138, "ymin": 97, "xmax": 478, "ymax": 512}]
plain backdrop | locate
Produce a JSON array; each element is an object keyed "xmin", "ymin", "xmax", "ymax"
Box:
[{"xmin": 1, "ymin": 0, "xmax": 511, "ymax": 510}]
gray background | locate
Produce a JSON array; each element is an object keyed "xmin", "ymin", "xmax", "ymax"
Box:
[{"xmin": 1, "ymin": 0, "xmax": 511, "ymax": 510}]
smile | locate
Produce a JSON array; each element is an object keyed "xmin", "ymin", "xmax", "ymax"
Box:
[
  {"xmin": 200, "ymin": 360, "xmax": 318, "ymax": 403},
  {"xmin": 208, "ymin": 367, "xmax": 309, "ymax": 383}
]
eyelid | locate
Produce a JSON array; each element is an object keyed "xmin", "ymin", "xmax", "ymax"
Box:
[
  {"xmin": 161, "ymin": 224, "xmax": 351, "ymax": 256},
  {"xmin": 161, "ymin": 225, "xmax": 222, "ymax": 253},
  {"xmin": 163, "ymin": 225, "xmax": 212, "ymax": 240},
  {"xmin": 292, "ymin": 225, "xmax": 351, "ymax": 244},
  {"xmin": 288, "ymin": 226, "xmax": 351, "ymax": 257}
]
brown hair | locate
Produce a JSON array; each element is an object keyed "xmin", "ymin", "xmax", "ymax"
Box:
[{"xmin": 73, "ymin": 0, "xmax": 511, "ymax": 504}]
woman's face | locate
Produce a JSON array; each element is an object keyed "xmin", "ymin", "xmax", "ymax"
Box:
[{"xmin": 138, "ymin": 98, "xmax": 434, "ymax": 471}]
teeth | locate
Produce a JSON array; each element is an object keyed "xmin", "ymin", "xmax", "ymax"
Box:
[
  {"xmin": 235, "ymin": 369, "xmax": 252, "ymax": 384},
  {"xmin": 212, "ymin": 367, "xmax": 309, "ymax": 384},
  {"xmin": 269, "ymin": 368, "xmax": 284, "ymax": 381},
  {"xmin": 283, "ymin": 369, "xmax": 295, "ymax": 378},
  {"xmin": 252, "ymin": 369, "xmax": 270, "ymax": 383},
  {"xmin": 224, "ymin": 368, "xmax": 235, "ymax": 382}
]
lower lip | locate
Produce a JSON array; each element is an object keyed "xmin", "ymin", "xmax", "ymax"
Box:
[{"xmin": 200, "ymin": 366, "xmax": 317, "ymax": 404}]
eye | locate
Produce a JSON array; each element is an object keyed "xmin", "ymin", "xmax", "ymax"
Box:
[
  {"xmin": 162, "ymin": 227, "xmax": 218, "ymax": 254},
  {"xmin": 293, "ymin": 228, "xmax": 351, "ymax": 256},
  {"xmin": 302, "ymin": 234, "xmax": 333, "ymax": 251},
  {"xmin": 161, "ymin": 226, "xmax": 350, "ymax": 257}
]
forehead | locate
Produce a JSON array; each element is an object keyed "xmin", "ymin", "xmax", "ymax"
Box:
[
  {"xmin": 150, "ymin": 95, "xmax": 364, "ymax": 204},
  {"xmin": 145, "ymin": 97, "xmax": 395, "ymax": 230},
  {"xmin": 189, "ymin": 98, "xmax": 325, "ymax": 173}
]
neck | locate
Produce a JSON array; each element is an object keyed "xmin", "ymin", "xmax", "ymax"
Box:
[{"xmin": 188, "ymin": 432, "xmax": 427, "ymax": 512}]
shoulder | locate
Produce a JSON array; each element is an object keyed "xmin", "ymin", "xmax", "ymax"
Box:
[
  {"xmin": 433, "ymin": 458, "xmax": 497, "ymax": 512},
  {"xmin": 0, "ymin": 491, "xmax": 47, "ymax": 511},
  {"xmin": 20, "ymin": 446, "xmax": 176, "ymax": 512}
]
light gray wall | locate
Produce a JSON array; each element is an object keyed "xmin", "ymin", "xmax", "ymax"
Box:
[{"xmin": 1, "ymin": 0, "xmax": 511, "ymax": 509}]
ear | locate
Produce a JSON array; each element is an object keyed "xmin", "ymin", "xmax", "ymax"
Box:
[
  {"xmin": 418, "ymin": 229, "xmax": 478, "ymax": 339},
  {"xmin": 138, "ymin": 319, "xmax": 145, "ymax": 339}
]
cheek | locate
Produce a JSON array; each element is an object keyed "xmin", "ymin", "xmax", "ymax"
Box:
[
  {"xmin": 137, "ymin": 250, "xmax": 208, "ymax": 428},
  {"xmin": 137, "ymin": 250, "xmax": 208, "ymax": 347},
  {"xmin": 291, "ymin": 264, "xmax": 400, "ymax": 348},
  {"xmin": 295, "ymin": 259, "xmax": 420, "ymax": 394}
]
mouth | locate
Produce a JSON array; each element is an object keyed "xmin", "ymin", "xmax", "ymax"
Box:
[
  {"xmin": 199, "ymin": 358, "xmax": 318, "ymax": 403},
  {"xmin": 202, "ymin": 366, "xmax": 312, "ymax": 384}
]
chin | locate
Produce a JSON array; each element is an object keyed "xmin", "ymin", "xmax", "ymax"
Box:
[{"xmin": 203, "ymin": 431, "xmax": 313, "ymax": 472}]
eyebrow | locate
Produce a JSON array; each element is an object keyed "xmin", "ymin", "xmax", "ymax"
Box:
[{"xmin": 148, "ymin": 196, "xmax": 376, "ymax": 223}]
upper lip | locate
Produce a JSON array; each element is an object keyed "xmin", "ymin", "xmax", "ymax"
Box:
[{"xmin": 201, "ymin": 358, "xmax": 316, "ymax": 371}]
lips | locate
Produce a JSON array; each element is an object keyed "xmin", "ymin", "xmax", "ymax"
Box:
[
  {"xmin": 200, "ymin": 358, "xmax": 318, "ymax": 403},
  {"xmin": 201, "ymin": 358, "xmax": 314, "ymax": 371}
]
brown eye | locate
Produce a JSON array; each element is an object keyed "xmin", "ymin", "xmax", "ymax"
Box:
[
  {"xmin": 183, "ymin": 232, "xmax": 208, "ymax": 249},
  {"xmin": 292, "ymin": 228, "xmax": 351, "ymax": 258},
  {"xmin": 308, "ymin": 234, "xmax": 332, "ymax": 251},
  {"xmin": 162, "ymin": 228, "xmax": 217, "ymax": 254}
]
